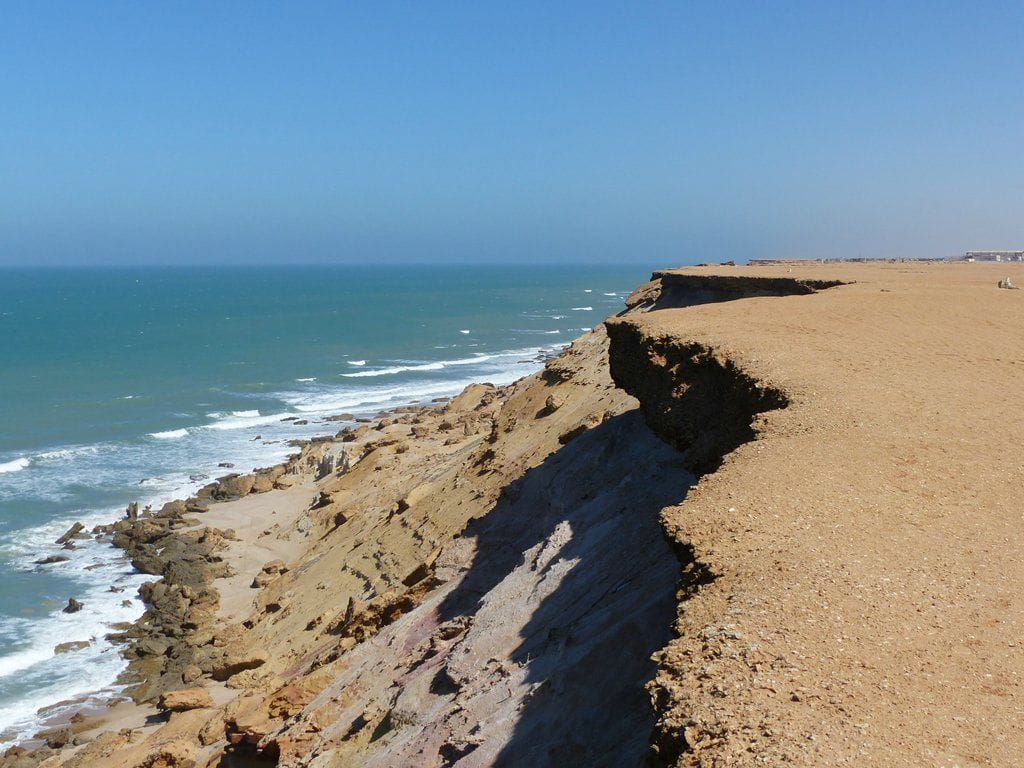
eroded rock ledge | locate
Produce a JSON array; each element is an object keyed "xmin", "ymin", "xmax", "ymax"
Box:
[
  {"xmin": 605, "ymin": 284, "xmax": 802, "ymax": 766},
  {"xmin": 624, "ymin": 272, "xmax": 845, "ymax": 313},
  {"xmin": 605, "ymin": 322, "xmax": 788, "ymax": 476}
]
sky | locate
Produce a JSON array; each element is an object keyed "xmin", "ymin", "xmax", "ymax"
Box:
[{"xmin": 2, "ymin": 1, "xmax": 1023, "ymax": 265}]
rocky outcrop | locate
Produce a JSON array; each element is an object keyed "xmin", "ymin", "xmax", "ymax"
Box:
[
  {"xmin": 62, "ymin": 598, "xmax": 83, "ymax": 614},
  {"xmin": 55, "ymin": 523, "xmax": 85, "ymax": 545},
  {"xmin": 25, "ymin": 270, "xmax": 859, "ymax": 768},
  {"xmin": 105, "ymin": 502, "xmax": 233, "ymax": 702}
]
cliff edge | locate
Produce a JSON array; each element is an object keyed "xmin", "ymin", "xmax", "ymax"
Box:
[
  {"xmin": 608, "ymin": 262, "xmax": 1024, "ymax": 766},
  {"xmin": 18, "ymin": 261, "xmax": 1024, "ymax": 768}
]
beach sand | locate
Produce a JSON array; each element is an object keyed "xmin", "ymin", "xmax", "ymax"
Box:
[{"xmin": 189, "ymin": 479, "xmax": 317, "ymax": 624}]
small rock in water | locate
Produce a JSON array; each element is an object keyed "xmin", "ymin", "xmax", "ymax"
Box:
[
  {"xmin": 218, "ymin": 462, "xmax": 235, "ymax": 468},
  {"xmin": 55, "ymin": 522, "xmax": 85, "ymax": 545},
  {"xmin": 54, "ymin": 640, "xmax": 90, "ymax": 654},
  {"xmin": 63, "ymin": 597, "xmax": 84, "ymax": 613},
  {"xmin": 324, "ymin": 413, "xmax": 355, "ymax": 422},
  {"xmin": 34, "ymin": 555, "xmax": 70, "ymax": 565}
]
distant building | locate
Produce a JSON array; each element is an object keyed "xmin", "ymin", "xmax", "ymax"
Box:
[{"xmin": 964, "ymin": 251, "xmax": 1024, "ymax": 262}]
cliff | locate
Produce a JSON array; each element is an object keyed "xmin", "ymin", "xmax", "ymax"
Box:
[{"xmin": 18, "ymin": 261, "xmax": 1024, "ymax": 768}]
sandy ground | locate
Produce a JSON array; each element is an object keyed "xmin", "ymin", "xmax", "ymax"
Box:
[
  {"xmin": 190, "ymin": 479, "xmax": 317, "ymax": 623},
  {"xmin": 612, "ymin": 261, "xmax": 1024, "ymax": 766}
]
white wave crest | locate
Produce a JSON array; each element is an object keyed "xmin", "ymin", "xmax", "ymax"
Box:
[
  {"xmin": 571, "ymin": 306, "xmax": 593, "ymax": 311},
  {"xmin": 0, "ymin": 458, "xmax": 29, "ymax": 475},
  {"xmin": 204, "ymin": 412, "xmax": 290, "ymax": 431},
  {"xmin": 347, "ymin": 360, "xmax": 366, "ymax": 366},
  {"xmin": 148, "ymin": 429, "xmax": 188, "ymax": 440},
  {"xmin": 34, "ymin": 446, "xmax": 100, "ymax": 462},
  {"xmin": 340, "ymin": 351, "xmax": 514, "ymax": 379}
]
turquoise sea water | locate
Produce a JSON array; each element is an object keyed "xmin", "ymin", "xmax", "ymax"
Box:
[{"xmin": 0, "ymin": 263, "xmax": 654, "ymax": 741}]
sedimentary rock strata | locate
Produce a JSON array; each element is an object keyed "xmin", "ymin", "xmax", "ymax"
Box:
[{"xmin": 14, "ymin": 263, "xmax": 1023, "ymax": 768}]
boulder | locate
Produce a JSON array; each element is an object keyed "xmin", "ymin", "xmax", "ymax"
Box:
[
  {"xmin": 63, "ymin": 597, "xmax": 84, "ymax": 613},
  {"xmin": 54, "ymin": 640, "xmax": 90, "ymax": 654},
  {"xmin": 181, "ymin": 664, "xmax": 203, "ymax": 684},
  {"xmin": 541, "ymin": 393, "xmax": 562, "ymax": 415},
  {"xmin": 250, "ymin": 473, "xmax": 275, "ymax": 493},
  {"xmin": 212, "ymin": 649, "xmax": 268, "ymax": 681},
  {"xmin": 135, "ymin": 636, "xmax": 171, "ymax": 657},
  {"xmin": 158, "ymin": 688, "xmax": 214, "ymax": 712},
  {"xmin": 42, "ymin": 728, "xmax": 73, "ymax": 749},
  {"xmin": 448, "ymin": 383, "xmax": 495, "ymax": 412},
  {"xmin": 213, "ymin": 473, "xmax": 256, "ymax": 499}
]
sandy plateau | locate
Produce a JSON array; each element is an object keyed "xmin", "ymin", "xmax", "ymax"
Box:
[{"xmin": 5, "ymin": 261, "xmax": 1023, "ymax": 767}]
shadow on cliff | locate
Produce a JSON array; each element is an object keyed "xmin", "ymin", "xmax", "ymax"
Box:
[{"xmin": 435, "ymin": 410, "xmax": 695, "ymax": 768}]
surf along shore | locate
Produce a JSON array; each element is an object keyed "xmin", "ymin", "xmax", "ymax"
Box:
[{"xmin": 5, "ymin": 261, "xmax": 1023, "ymax": 767}]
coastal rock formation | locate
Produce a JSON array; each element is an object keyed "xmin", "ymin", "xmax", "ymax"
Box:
[
  {"xmin": 158, "ymin": 689, "xmax": 214, "ymax": 713},
  {"xmin": 62, "ymin": 598, "xmax": 83, "ymax": 614},
  {"xmin": 19, "ymin": 263, "xmax": 1024, "ymax": 768},
  {"xmin": 55, "ymin": 523, "xmax": 85, "ymax": 545}
]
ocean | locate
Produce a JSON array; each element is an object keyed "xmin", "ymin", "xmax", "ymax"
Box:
[{"xmin": 0, "ymin": 262, "xmax": 653, "ymax": 742}]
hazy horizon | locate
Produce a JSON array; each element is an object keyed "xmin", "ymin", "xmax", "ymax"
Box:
[{"xmin": 3, "ymin": 2, "xmax": 1023, "ymax": 266}]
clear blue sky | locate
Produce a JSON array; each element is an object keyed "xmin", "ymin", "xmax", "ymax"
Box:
[{"xmin": 3, "ymin": 2, "xmax": 1023, "ymax": 265}]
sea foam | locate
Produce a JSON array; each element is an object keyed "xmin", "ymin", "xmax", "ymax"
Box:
[
  {"xmin": 0, "ymin": 459, "xmax": 29, "ymax": 475},
  {"xmin": 148, "ymin": 429, "xmax": 189, "ymax": 440}
]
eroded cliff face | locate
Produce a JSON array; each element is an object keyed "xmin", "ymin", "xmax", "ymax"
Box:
[
  {"xmin": 605, "ymin": 322, "xmax": 788, "ymax": 476},
  {"xmin": 604, "ymin": 317, "xmax": 791, "ymax": 766},
  {"xmin": 623, "ymin": 273, "xmax": 844, "ymax": 313},
  {"xmin": 39, "ymin": 320, "xmax": 694, "ymax": 768},
  {"xmin": 33, "ymin": 271, "xmax": 843, "ymax": 768},
  {"xmin": 231, "ymin": 328, "xmax": 693, "ymax": 768}
]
